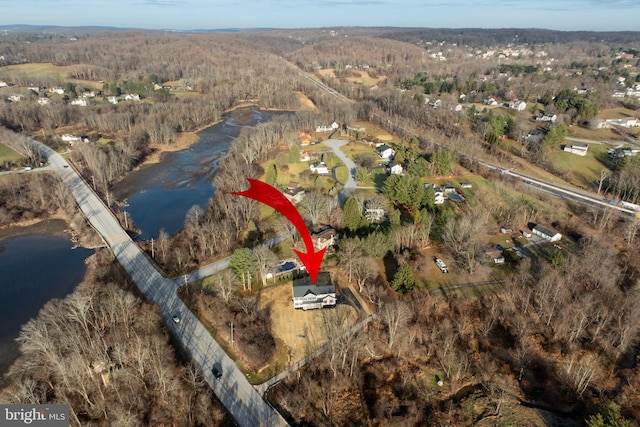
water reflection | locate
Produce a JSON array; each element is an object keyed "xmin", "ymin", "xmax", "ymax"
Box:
[
  {"xmin": 114, "ymin": 107, "xmax": 281, "ymax": 240},
  {"xmin": 0, "ymin": 223, "xmax": 92, "ymax": 377}
]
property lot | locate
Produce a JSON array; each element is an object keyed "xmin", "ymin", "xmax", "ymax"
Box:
[{"xmin": 259, "ymin": 282, "xmax": 360, "ymax": 363}]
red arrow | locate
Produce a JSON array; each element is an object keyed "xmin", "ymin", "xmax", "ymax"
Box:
[{"xmin": 226, "ymin": 178, "xmax": 326, "ymax": 284}]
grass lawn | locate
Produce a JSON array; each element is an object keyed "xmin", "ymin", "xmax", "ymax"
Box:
[
  {"xmin": 334, "ymin": 165, "xmax": 349, "ymax": 184},
  {"xmin": 340, "ymin": 140, "xmax": 379, "ymax": 159},
  {"xmin": 598, "ymin": 107, "xmax": 638, "ymax": 120},
  {"xmin": 566, "ymin": 124, "xmax": 627, "ymax": 142},
  {"xmin": 546, "ymin": 143, "xmax": 610, "ymax": 188},
  {"xmin": 0, "ymin": 143, "xmax": 23, "ymax": 165}
]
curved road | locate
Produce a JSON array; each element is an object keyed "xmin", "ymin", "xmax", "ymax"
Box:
[
  {"xmin": 30, "ymin": 139, "xmax": 287, "ymax": 427},
  {"xmin": 322, "ymin": 138, "xmax": 357, "ymax": 204}
]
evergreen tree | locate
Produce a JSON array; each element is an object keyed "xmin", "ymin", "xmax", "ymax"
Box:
[
  {"xmin": 391, "ymin": 263, "xmax": 415, "ymax": 294},
  {"xmin": 288, "ymin": 144, "xmax": 300, "ymax": 164},
  {"xmin": 342, "ymin": 197, "xmax": 364, "ymax": 232},
  {"xmin": 229, "ymin": 248, "xmax": 256, "ymax": 290}
]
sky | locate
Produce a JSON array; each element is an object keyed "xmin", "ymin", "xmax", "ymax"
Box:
[{"xmin": 1, "ymin": 0, "xmax": 640, "ymax": 32}]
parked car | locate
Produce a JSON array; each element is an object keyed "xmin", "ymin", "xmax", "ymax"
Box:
[
  {"xmin": 172, "ymin": 315, "xmax": 180, "ymax": 324},
  {"xmin": 211, "ymin": 364, "xmax": 222, "ymax": 379}
]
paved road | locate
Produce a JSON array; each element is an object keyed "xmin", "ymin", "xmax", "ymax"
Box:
[
  {"xmin": 180, "ymin": 232, "xmax": 287, "ymax": 285},
  {"xmin": 322, "ymin": 138, "xmax": 357, "ymax": 204},
  {"xmin": 28, "ymin": 139, "xmax": 287, "ymax": 427}
]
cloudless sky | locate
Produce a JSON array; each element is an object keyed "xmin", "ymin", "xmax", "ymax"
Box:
[{"xmin": 1, "ymin": 0, "xmax": 639, "ymax": 32}]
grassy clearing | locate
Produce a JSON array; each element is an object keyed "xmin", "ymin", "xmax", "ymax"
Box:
[
  {"xmin": 334, "ymin": 165, "xmax": 349, "ymax": 184},
  {"xmin": 547, "ymin": 143, "xmax": 610, "ymax": 188},
  {"xmin": 1, "ymin": 63, "xmax": 102, "ymax": 89},
  {"xmin": 598, "ymin": 107, "xmax": 638, "ymax": 120},
  {"xmin": 566, "ymin": 124, "xmax": 627, "ymax": 142},
  {"xmin": 0, "ymin": 143, "xmax": 23, "ymax": 165},
  {"xmin": 340, "ymin": 140, "xmax": 379, "ymax": 160}
]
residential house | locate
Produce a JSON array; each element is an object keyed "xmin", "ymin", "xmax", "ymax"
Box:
[
  {"xmin": 70, "ymin": 98, "xmax": 88, "ymax": 106},
  {"xmin": 315, "ymin": 122, "xmax": 339, "ymax": 133},
  {"xmin": 50, "ymin": 87, "xmax": 64, "ymax": 95},
  {"xmin": 376, "ymin": 144, "xmax": 395, "ymax": 159},
  {"xmin": 107, "ymin": 96, "xmax": 118, "ymax": 105},
  {"xmin": 37, "ymin": 97, "xmax": 51, "ymax": 105},
  {"xmin": 283, "ymin": 182, "xmax": 305, "ymax": 204},
  {"xmin": 299, "ymin": 150, "xmax": 319, "ymax": 162},
  {"xmin": 483, "ymin": 97, "xmax": 498, "ymax": 106},
  {"xmin": 388, "ymin": 160, "xmax": 403, "ymax": 175},
  {"xmin": 606, "ymin": 118, "xmax": 639, "ymax": 128},
  {"xmin": 0, "ymin": 81, "xmax": 8, "ymax": 87},
  {"xmin": 532, "ymin": 224, "xmax": 562, "ymax": 242},
  {"xmin": 312, "ymin": 228, "xmax": 338, "ymax": 251},
  {"xmin": 82, "ymin": 91, "xmax": 96, "ymax": 98},
  {"xmin": 364, "ymin": 203, "xmax": 386, "ymax": 222},
  {"xmin": 310, "ymin": 162, "xmax": 328, "ymax": 175},
  {"xmin": 509, "ymin": 100, "xmax": 527, "ymax": 111},
  {"xmin": 434, "ymin": 189, "xmax": 445, "ymax": 205},
  {"xmin": 299, "ymin": 151, "xmax": 311, "ymax": 162},
  {"xmin": 7, "ymin": 95, "xmax": 22, "ymax": 102},
  {"xmin": 536, "ymin": 113, "xmax": 557, "ymax": 123},
  {"xmin": 460, "ymin": 182, "xmax": 473, "ymax": 189},
  {"xmin": 442, "ymin": 185, "xmax": 456, "ymax": 193},
  {"xmin": 563, "ymin": 144, "xmax": 588, "ymax": 156},
  {"xmin": 292, "ymin": 281, "xmax": 337, "ymax": 310},
  {"xmin": 27, "ymin": 85, "xmax": 40, "ymax": 92},
  {"xmin": 124, "ymin": 93, "xmax": 141, "ymax": 101},
  {"xmin": 60, "ymin": 134, "xmax": 83, "ymax": 145}
]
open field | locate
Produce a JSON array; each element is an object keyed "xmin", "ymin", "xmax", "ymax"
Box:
[
  {"xmin": 0, "ymin": 143, "xmax": 23, "ymax": 165},
  {"xmin": 566, "ymin": 124, "xmax": 628, "ymax": 142},
  {"xmin": 598, "ymin": 107, "xmax": 639, "ymax": 120},
  {"xmin": 547, "ymin": 143, "xmax": 611, "ymax": 188},
  {"xmin": 1, "ymin": 63, "xmax": 102, "ymax": 89}
]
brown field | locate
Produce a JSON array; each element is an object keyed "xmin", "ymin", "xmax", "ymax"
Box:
[
  {"xmin": 1, "ymin": 63, "xmax": 102, "ymax": 89},
  {"xmin": 258, "ymin": 281, "xmax": 360, "ymax": 363},
  {"xmin": 598, "ymin": 107, "xmax": 639, "ymax": 120}
]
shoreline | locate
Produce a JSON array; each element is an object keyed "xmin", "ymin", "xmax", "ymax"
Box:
[
  {"xmin": 136, "ymin": 102, "xmax": 310, "ymax": 169},
  {"xmin": 0, "ymin": 217, "xmax": 70, "ymax": 243}
]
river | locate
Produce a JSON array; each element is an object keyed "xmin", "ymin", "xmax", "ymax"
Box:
[
  {"xmin": 0, "ymin": 219, "xmax": 93, "ymax": 379},
  {"xmin": 113, "ymin": 106, "xmax": 282, "ymax": 240}
]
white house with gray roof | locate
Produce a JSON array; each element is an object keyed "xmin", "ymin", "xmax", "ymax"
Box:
[{"xmin": 292, "ymin": 272, "xmax": 336, "ymax": 310}]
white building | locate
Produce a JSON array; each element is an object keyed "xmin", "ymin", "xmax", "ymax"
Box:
[
  {"xmin": 563, "ymin": 144, "xmax": 589, "ymax": 156},
  {"xmin": 532, "ymin": 224, "xmax": 562, "ymax": 242},
  {"xmin": 509, "ymin": 100, "xmax": 527, "ymax": 111},
  {"xmin": 70, "ymin": 98, "xmax": 88, "ymax": 106},
  {"xmin": 310, "ymin": 162, "xmax": 328, "ymax": 175},
  {"xmin": 292, "ymin": 272, "xmax": 337, "ymax": 310},
  {"xmin": 376, "ymin": 144, "xmax": 395, "ymax": 159}
]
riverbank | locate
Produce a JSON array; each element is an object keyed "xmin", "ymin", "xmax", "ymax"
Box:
[
  {"xmin": 141, "ymin": 131, "xmax": 201, "ymax": 166},
  {"xmin": 0, "ymin": 217, "xmax": 69, "ymax": 242}
]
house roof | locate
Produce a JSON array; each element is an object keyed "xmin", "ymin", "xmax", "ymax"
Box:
[
  {"xmin": 292, "ymin": 284, "xmax": 336, "ymax": 299},
  {"xmin": 377, "ymin": 144, "xmax": 392, "ymax": 153},
  {"xmin": 533, "ymin": 224, "xmax": 560, "ymax": 238},
  {"xmin": 313, "ymin": 228, "xmax": 337, "ymax": 241}
]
